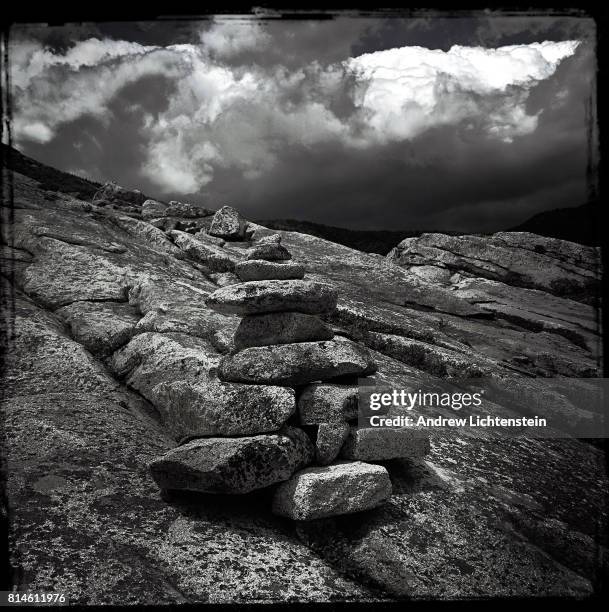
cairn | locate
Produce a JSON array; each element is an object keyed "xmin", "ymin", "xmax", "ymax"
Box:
[{"xmin": 149, "ymin": 230, "xmax": 430, "ymax": 520}]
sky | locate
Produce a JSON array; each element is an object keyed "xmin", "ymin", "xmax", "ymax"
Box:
[{"xmin": 7, "ymin": 13, "xmax": 598, "ymax": 231}]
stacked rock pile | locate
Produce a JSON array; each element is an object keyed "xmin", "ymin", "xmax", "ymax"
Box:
[{"xmin": 148, "ymin": 232, "xmax": 430, "ymax": 520}]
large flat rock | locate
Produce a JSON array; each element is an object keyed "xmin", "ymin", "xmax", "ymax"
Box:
[
  {"xmin": 150, "ymin": 380, "xmax": 295, "ymax": 440},
  {"xmin": 149, "ymin": 427, "xmax": 314, "ymax": 494},
  {"xmin": 452, "ymin": 276, "xmax": 599, "ymax": 352},
  {"xmin": 272, "ymin": 462, "xmax": 392, "ymax": 520},
  {"xmin": 219, "ymin": 338, "xmax": 377, "ymax": 386},
  {"xmin": 205, "ymin": 280, "xmax": 338, "ymax": 316},
  {"xmin": 388, "ymin": 231, "xmax": 600, "ymax": 304}
]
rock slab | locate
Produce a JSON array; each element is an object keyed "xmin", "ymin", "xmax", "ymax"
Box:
[
  {"xmin": 149, "ymin": 426, "xmax": 314, "ymax": 494},
  {"xmin": 219, "ymin": 339, "xmax": 377, "ymax": 386},
  {"xmin": 205, "ymin": 280, "xmax": 339, "ymax": 316},
  {"xmin": 235, "ymin": 260, "xmax": 305, "ymax": 282},
  {"xmin": 272, "ymin": 461, "xmax": 392, "ymax": 520},
  {"xmin": 151, "ymin": 380, "xmax": 295, "ymax": 440},
  {"xmin": 234, "ymin": 311, "xmax": 334, "ymax": 349}
]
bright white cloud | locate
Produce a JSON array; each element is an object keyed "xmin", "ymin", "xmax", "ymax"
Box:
[
  {"xmin": 11, "ymin": 37, "xmax": 152, "ymax": 89},
  {"xmin": 10, "ymin": 30, "xmax": 579, "ymax": 193},
  {"xmin": 12, "ymin": 39, "xmax": 188, "ymax": 145},
  {"xmin": 345, "ymin": 40, "xmax": 579, "ymax": 143},
  {"xmin": 17, "ymin": 121, "xmax": 53, "ymax": 143}
]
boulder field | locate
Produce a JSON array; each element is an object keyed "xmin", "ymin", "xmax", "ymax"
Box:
[{"xmin": 1, "ymin": 167, "xmax": 606, "ymax": 603}]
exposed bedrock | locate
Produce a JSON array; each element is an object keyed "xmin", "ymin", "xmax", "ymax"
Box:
[
  {"xmin": 388, "ymin": 231, "xmax": 601, "ymax": 304},
  {"xmin": 2, "ymin": 164, "xmax": 605, "ymax": 601}
]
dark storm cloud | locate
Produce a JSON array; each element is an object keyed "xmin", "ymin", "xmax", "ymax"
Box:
[
  {"xmin": 179, "ymin": 37, "xmax": 594, "ymax": 232},
  {"xmin": 353, "ymin": 13, "xmax": 594, "ymax": 54},
  {"xmin": 9, "ymin": 14, "xmax": 596, "ymax": 232},
  {"xmin": 20, "ymin": 72, "xmax": 180, "ymax": 190},
  {"xmin": 9, "ymin": 23, "xmax": 106, "ymax": 51},
  {"xmin": 190, "ymin": 115, "xmax": 588, "ymax": 232},
  {"xmin": 200, "ymin": 17, "xmax": 380, "ymax": 69}
]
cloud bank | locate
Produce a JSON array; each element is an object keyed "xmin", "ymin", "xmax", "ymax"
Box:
[{"xmin": 8, "ymin": 18, "xmax": 593, "ymax": 231}]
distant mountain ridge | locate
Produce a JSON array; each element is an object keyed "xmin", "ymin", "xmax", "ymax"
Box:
[
  {"xmin": 2, "ymin": 144, "xmax": 598, "ymax": 250},
  {"xmin": 507, "ymin": 202, "xmax": 600, "ymax": 247},
  {"xmin": 2, "ymin": 143, "xmax": 101, "ymax": 200},
  {"xmin": 256, "ymin": 219, "xmax": 468, "ymax": 255}
]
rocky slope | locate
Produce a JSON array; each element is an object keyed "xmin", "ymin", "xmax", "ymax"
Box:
[{"xmin": 1, "ymin": 160, "xmax": 607, "ymax": 602}]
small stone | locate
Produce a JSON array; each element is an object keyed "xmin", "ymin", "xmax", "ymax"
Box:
[
  {"xmin": 205, "ymin": 280, "xmax": 338, "ymax": 316},
  {"xmin": 246, "ymin": 243, "xmax": 292, "ymax": 262},
  {"xmin": 235, "ymin": 260, "xmax": 305, "ymax": 282},
  {"xmin": 271, "ymin": 461, "xmax": 392, "ymax": 520},
  {"xmin": 209, "ymin": 205, "xmax": 248, "ymax": 240},
  {"xmin": 218, "ymin": 338, "xmax": 377, "ymax": 386},
  {"xmin": 298, "ymin": 383, "xmax": 360, "ymax": 424},
  {"xmin": 258, "ymin": 234, "xmax": 282, "ymax": 245},
  {"xmin": 194, "ymin": 230, "xmax": 226, "ymax": 247},
  {"xmin": 234, "ymin": 312, "xmax": 334, "ymax": 349},
  {"xmin": 142, "ymin": 199, "xmax": 168, "ymax": 221},
  {"xmin": 149, "ymin": 426, "xmax": 314, "ymax": 494},
  {"xmin": 339, "ymin": 427, "xmax": 430, "ymax": 461},
  {"xmin": 316, "ymin": 422, "xmax": 350, "ymax": 465},
  {"xmin": 210, "ymin": 272, "xmax": 240, "ymax": 287},
  {"xmin": 92, "ymin": 181, "xmax": 147, "ymax": 207},
  {"xmin": 166, "ymin": 200, "xmax": 214, "ymax": 218},
  {"xmin": 150, "ymin": 380, "xmax": 295, "ymax": 440}
]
